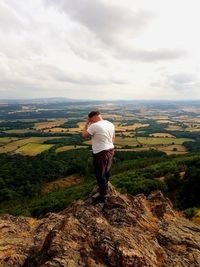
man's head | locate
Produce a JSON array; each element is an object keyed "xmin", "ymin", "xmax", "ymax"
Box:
[{"xmin": 88, "ymin": 111, "xmax": 102, "ymax": 123}]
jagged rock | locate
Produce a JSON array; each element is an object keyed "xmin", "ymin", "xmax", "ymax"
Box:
[{"xmin": 0, "ymin": 184, "xmax": 200, "ymax": 267}]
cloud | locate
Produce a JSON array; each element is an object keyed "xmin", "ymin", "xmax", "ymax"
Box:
[
  {"xmin": 45, "ymin": 0, "xmax": 154, "ymax": 45},
  {"xmin": 45, "ymin": 0, "xmax": 187, "ymax": 63},
  {"xmin": 117, "ymin": 48, "xmax": 186, "ymax": 62},
  {"xmin": 166, "ymin": 72, "xmax": 199, "ymax": 91},
  {"xmin": 0, "ymin": 0, "xmax": 198, "ymax": 100},
  {"xmin": 0, "ymin": 1, "xmax": 24, "ymax": 33},
  {"xmin": 35, "ymin": 64, "xmax": 118, "ymax": 85}
]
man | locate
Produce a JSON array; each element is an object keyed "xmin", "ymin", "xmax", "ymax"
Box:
[{"xmin": 82, "ymin": 111, "xmax": 115, "ymax": 203}]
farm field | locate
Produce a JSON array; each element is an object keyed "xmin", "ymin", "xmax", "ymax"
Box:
[
  {"xmin": 158, "ymin": 144, "xmax": 188, "ymax": 155},
  {"xmin": 115, "ymin": 123, "xmax": 149, "ymax": 131},
  {"xmin": 16, "ymin": 143, "xmax": 54, "ymax": 155},
  {"xmin": 34, "ymin": 118, "xmax": 68, "ymax": 130},
  {"xmin": 56, "ymin": 145, "xmax": 88, "ymax": 152},
  {"xmin": 43, "ymin": 127, "xmax": 81, "ymax": 133},
  {"xmin": 1, "ymin": 100, "xmax": 200, "ymax": 156},
  {"xmin": 137, "ymin": 137, "xmax": 193, "ymax": 145},
  {"xmin": 156, "ymin": 120, "xmax": 176, "ymax": 124},
  {"xmin": 165, "ymin": 125, "xmax": 183, "ymax": 131},
  {"xmin": 115, "ymin": 137, "xmax": 138, "ymax": 146},
  {"xmin": 0, "ymin": 137, "xmax": 63, "ymax": 154},
  {"xmin": 116, "ymin": 147, "xmax": 150, "ymax": 152},
  {"xmin": 150, "ymin": 133, "xmax": 176, "ymax": 138},
  {"xmin": 5, "ymin": 129, "xmax": 37, "ymax": 134},
  {"xmin": 0, "ymin": 137, "xmax": 19, "ymax": 144},
  {"xmin": 84, "ymin": 136, "xmax": 193, "ymax": 149}
]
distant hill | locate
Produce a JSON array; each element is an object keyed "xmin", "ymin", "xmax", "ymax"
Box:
[{"xmin": 0, "ymin": 97, "xmax": 77, "ymax": 104}]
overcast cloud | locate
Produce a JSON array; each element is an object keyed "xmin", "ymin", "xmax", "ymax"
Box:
[{"xmin": 0, "ymin": 0, "xmax": 200, "ymax": 100}]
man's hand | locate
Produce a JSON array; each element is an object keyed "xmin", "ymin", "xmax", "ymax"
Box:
[{"xmin": 82, "ymin": 118, "xmax": 91, "ymax": 138}]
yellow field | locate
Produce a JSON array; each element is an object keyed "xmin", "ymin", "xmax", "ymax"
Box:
[
  {"xmin": 42, "ymin": 174, "xmax": 83, "ymax": 193},
  {"xmin": 34, "ymin": 119, "xmax": 68, "ymax": 130},
  {"xmin": 150, "ymin": 116, "xmax": 169, "ymax": 120},
  {"xmin": 118, "ymin": 132, "xmax": 135, "ymax": 137},
  {"xmin": 56, "ymin": 145, "xmax": 88, "ymax": 152},
  {"xmin": 16, "ymin": 143, "xmax": 54, "ymax": 156},
  {"xmin": 116, "ymin": 123, "xmax": 149, "ymax": 131},
  {"xmin": 165, "ymin": 125, "xmax": 183, "ymax": 131},
  {"xmin": 150, "ymin": 133, "xmax": 176, "ymax": 138},
  {"xmin": 44, "ymin": 127, "xmax": 81, "ymax": 133},
  {"xmin": 0, "ymin": 137, "xmax": 62, "ymax": 154}
]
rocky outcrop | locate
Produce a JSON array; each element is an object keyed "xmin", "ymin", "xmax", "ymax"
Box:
[{"xmin": 0, "ymin": 184, "xmax": 200, "ymax": 267}]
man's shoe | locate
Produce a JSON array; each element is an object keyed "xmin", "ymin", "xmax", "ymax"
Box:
[{"xmin": 92, "ymin": 194, "xmax": 107, "ymax": 203}]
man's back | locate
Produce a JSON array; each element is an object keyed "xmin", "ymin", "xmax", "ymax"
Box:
[{"xmin": 87, "ymin": 120, "xmax": 115, "ymax": 154}]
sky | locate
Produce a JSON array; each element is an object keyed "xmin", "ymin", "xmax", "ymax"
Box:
[{"xmin": 0, "ymin": 0, "xmax": 200, "ymax": 100}]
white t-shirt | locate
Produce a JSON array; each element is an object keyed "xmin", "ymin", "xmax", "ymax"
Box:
[{"xmin": 87, "ymin": 120, "xmax": 115, "ymax": 154}]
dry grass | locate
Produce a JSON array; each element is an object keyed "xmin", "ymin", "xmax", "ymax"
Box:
[
  {"xmin": 192, "ymin": 208, "xmax": 200, "ymax": 225},
  {"xmin": 165, "ymin": 125, "xmax": 183, "ymax": 131},
  {"xmin": 116, "ymin": 123, "xmax": 149, "ymax": 131},
  {"xmin": 157, "ymin": 120, "xmax": 176, "ymax": 124},
  {"xmin": 118, "ymin": 132, "xmax": 135, "ymax": 137}
]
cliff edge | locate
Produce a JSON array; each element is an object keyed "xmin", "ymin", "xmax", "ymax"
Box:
[{"xmin": 0, "ymin": 184, "xmax": 200, "ymax": 267}]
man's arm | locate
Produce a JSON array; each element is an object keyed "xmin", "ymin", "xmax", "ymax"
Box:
[
  {"xmin": 112, "ymin": 132, "xmax": 115, "ymax": 143},
  {"xmin": 82, "ymin": 119, "xmax": 91, "ymax": 138}
]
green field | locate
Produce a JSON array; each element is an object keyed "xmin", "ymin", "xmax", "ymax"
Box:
[
  {"xmin": 137, "ymin": 137, "xmax": 194, "ymax": 145},
  {"xmin": 115, "ymin": 137, "xmax": 138, "ymax": 146},
  {"xmin": 5, "ymin": 129, "xmax": 37, "ymax": 134},
  {"xmin": 56, "ymin": 145, "xmax": 88, "ymax": 153},
  {"xmin": 114, "ymin": 136, "xmax": 193, "ymax": 147},
  {"xmin": 16, "ymin": 143, "xmax": 54, "ymax": 155}
]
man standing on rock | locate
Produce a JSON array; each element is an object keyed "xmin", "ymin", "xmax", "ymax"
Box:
[{"xmin": 82, "ymin": 111, "xmax": 115, "ymax": 203}]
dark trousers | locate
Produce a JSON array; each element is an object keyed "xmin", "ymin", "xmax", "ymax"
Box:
[{"xmin": 93, "ymin": 148, "xmax": 114, "ymax": 196}]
